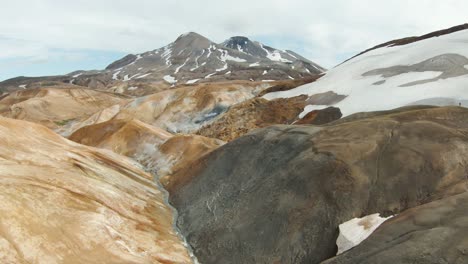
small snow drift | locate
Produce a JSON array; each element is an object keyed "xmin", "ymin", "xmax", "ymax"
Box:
[{"xmin": 336, "ymin": 214, "xmax": 393, "ymax": 255}]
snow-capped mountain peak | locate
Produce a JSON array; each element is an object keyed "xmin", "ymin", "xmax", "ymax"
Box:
[{"xmin": 102, "ymin": 32, "xmax": 325, "ymax": 85}]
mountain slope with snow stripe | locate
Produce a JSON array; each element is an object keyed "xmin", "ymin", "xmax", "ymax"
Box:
[{"xmin": 263, "ymin": 25, "xmax": 468, "ymax": 117}]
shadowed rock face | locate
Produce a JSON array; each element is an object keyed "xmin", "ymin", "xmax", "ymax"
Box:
[
  {"xmin": 296, "ymin": 106, "xmax": 342, "ymax": 125},
  {"xmin": 363, "ymin": 53, "xmax": 468, "ymax": 87},
  {"xmin": 306, "ymin": 91, "xmax": 347, "ymax": 105},
  {"xmin": 323, "ymin": 192, "xmax": 468, "ymax": 264},
  {"xmin": 168, "ymin": 106, "xmax": 468, "ymax": 264},
  {"xmin": 0, "ymin": 117, "xmax": 191, "ymax": 263}
]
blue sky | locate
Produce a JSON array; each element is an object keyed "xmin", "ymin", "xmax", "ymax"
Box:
[
  {"xmin": 0, "ymin": 49, "xmax": 126, "ymax": 80},
  {"xmin": 2, "ymin": 0, "xmax": 467, "ymax": 81}
]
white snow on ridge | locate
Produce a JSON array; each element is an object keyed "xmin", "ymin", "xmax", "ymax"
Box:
[
  {"xmin": 18, "ymin": 84, "xmax": 26, "ymax": 89},
  {"xmin": 299, "ymin": 105, "xmax": 328, "ymax": 119},
  {"xmin": 219, "ymin": 49, "xmax": 246, "ymax": 62},
  {"xmin": 112, "ymin": 71, "xmax": 121, "ymax": 80},
  {"xmin": 175, "ymin": 58, "xmax": 190, "ymax": 74},
  {"xmin": 186, "ymin": 79, "xmax": 200, "ymax": 84},
  {"xmin": 249, "ymin": 62, "xmax": 260, "ymax": 67},
  {"xmin": 191, "ymin": 50, "xmax": 205, "ymax": 71},
  {"xmin": 163, "ymin": 75, "xmax": 177, "ymax": 84},
  {"xmin": 127, "ymin": 54, "xmax": 143, "ymax": 67},
  {"xmin": 205, "ymin": 72, "xmax": 217, "ymax": 79},
  {"xmin": 263, "ymin": 29, "xmax": 468, "ymax": 116},
  {"xmin": 312, "ymin": 65, "xmax": 322, "ymax": 72},
  {"xmin": 286, "ymin": 51, "xmax": 298, "ymax": 59},
  {"xmin": 162, "ymin": 45, "xmax": 173, "ymax": 66},
  {"xmin": 259, "ymin": 43, "xmax": 292, "ymax": 63},
  {"xmin": 207, "ymin": 45, "xmax": 215, "ymax": 58},
  {"xmin": 336, "ymin": 214, "xmax": 393, "ymax": 255},
  {"xmin": 72, "ymin": 73, "xmax": 83, "ymax": 78},
  {"xmin": 136, "ymin": 73, "xmax": 152, "ymax": 79},
  {"xmin": 268, "ymin": 50, "xmax": 293, "ymax": 63},
  {"xmin": 216, "ymin": 63, "xmax": 228, "ymax": 72}
]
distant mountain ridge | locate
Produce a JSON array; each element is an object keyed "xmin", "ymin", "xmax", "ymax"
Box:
[
  {"xmin": 0, "ymin": 32, "xmax": 324, "ymax": 93},
  {"xmin": 101, "ymin": 32, "xmax": 324, "ymax": 83}
]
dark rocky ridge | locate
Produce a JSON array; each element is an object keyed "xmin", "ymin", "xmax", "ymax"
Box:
[
  {"xmin": 105, "ymin": 54, "xmax": 138, "ymax": 70},
  {"xmin": 168, "ymin": 106, "xmax": 468, "ymax": 264}
]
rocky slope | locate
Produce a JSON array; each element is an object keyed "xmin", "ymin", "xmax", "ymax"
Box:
[
  {"xmin": 0, "ymin": 32, "xmax": 324, "ymax": 94},
  {"xmin": 0, "ymin": 79, "xmax": 320, "ymax": 140},
  {"xmin": 0, "ymin": 116, "xmax": 191, "ymax": 263},
  {"xmin": 264, "ymin": 24, "xmax": 468, "ymax": 118},
  {"xmin": 95, "ymin": 81, "xmax": 271, "ymax": 134},
  {"xmin": 196, "ymin": 95, "xmax": 308, "ymax": 141},
  {"xmin": 167, "ymin": 106, "xmax": 468, "ymax": 264}
]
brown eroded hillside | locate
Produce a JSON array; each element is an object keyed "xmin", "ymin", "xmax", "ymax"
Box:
[{"xmin": 0, "ymin": 116, "xmax": 191, "ymax": 263}]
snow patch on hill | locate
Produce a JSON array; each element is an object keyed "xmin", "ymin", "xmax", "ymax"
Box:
[
  {"xmin": 163, "ymin": 75, "xmax": 177, "ymax": 84},
  {"xmin": 263, "ymin": 29, "xmax": 468, "ymax": 116},
  {"xmin": 337, "ymin": 213, "xmax": 393, "ymax": 255}
]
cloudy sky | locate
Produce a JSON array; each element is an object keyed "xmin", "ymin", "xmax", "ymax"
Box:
[{"xmin": 1, "ymin": 0, "xmax": 467, "ymax": 81}]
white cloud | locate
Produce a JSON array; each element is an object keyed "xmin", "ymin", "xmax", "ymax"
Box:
[{"xmin": 2, "ymin": 0, "xmax": 468, "ymax": 69}]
